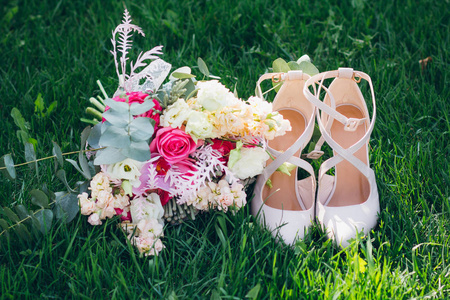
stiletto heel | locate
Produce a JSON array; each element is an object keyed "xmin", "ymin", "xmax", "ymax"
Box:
[{"xmin": 251, "ymin": 71, "xmax": 316, "ymax": 245}]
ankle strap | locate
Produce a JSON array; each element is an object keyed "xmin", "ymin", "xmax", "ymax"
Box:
[
  {"xmin": 303, "ymin": 68, "xmax": 376, "ymax": 132},
  {"xmin": 255, "ymin": 71, "xmax": 310, "ymax": 99}
]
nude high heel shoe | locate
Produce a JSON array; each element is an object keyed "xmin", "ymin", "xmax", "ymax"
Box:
[
  {"xmin": 303, "ymin": 68, "xmax": 379, "ymax": 247},
  {"xmin": 251, "ymin": 71, "xmax": 316, "ymax": 245}
]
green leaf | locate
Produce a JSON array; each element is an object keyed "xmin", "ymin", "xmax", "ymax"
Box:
[
  {"xmin": 15, "ymin": 223, "xmax": 32, "ymax": 242},
  {"xmin": 102, "ymin": 109, "xmax": 128, "ymax": 127},
  {"xmin": 227, "ymin": 141, "xmax": 243, "ymax": 168},
  {"xmin": 11, "ymin": 107, "xmax": 27, "ymax": 132},
  {"xmin": 287, "ymin": 61, "xmax": 301, "ymax": 70},
  {"xmin": 197, "ymin": 57, "xmax": 210, "ymax": 78},
  {"xmin": 16, "ymin": 130, "xmax": 29, "ymax": 145},
  {"xmin": 30, "ymin": 189, "xmax": 49, "ymax": 208},
  {"xmin": 0, "ymin": 154, "xmax": 16, "ymax": 180},
  {"xmin": 272, "ymin": 58, "xmax": 290, "ymax": 73},
  {"xmin": 34, "ymin": 93, "xmax": 45, "ymax": 117},
  {"xmin": 14, "ymin": 205, "xmax": 30, "ymax": 221},
  {"xmin": 52, "ymin": 141, "xmax": 64, "ymax": 168},
  {"xmin": 54, "ymin": 192, "xmax": 79, "ymax": 223},
  {"xmin": 0, "ymin": 219, "xmax": 9, "ymax": 232},
  {"xmin": 56, "ymin": 169, "xmax": 75, "ymax": 193},
  {"xmin": 46, "ymin": 101, "xmax": 57, "ymax": 115},
  {"xmin": 129, "ymin": 101, "xmax": 154, "ymax": 116},
  {"xmin": 122, "ymin": 141, "xmax": 151, "ymax": 162},
  {"xmin": 245, "ymin": 284, "xmax": 261, "ymax": 299},
  {"xmin": 298, "ymin": 61, "xmax": 319, "ymax": 76},
  {"xmin": 129, "ymin": 117, "xmax": 154, "ymax": 141},
  {"xmin": 87, "ymin": 123, "xmax": 102, "ymax": 148},
  {"xmin": 171, "ymin": 72, "xmax": 196, "ymax": 79},
  {"xmin": 2, "ymin": 207, "xmax": 19, "ymax": 223},
  {"xmin": 276, "ymin": 162, "xmax": 296, "ymax": 176},
  {"xmin": 25, "ymin": 142, "xmax": 37, "ymax": 174},
  {"xmin": 35, "ymin": 209, "xmax": 53, "ymax": 235},
  {"xmin": 94, "ymin": 147, "xmax": 127, "ymax": 165},
  {"xmin": 100, "ymin": 125, "xmax": 130, "ymax": 148},
  {"xmin": 80, "ymin": 126, "xmax": 91, "ymax": 149},
  {"xmin": 104, "ymin": 97, "xmax": 128, "ymax": 111}
]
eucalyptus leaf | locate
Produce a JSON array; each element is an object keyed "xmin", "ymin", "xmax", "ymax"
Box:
[
  {"xmin": 56, "ymin": 169, "xmax": 75, "ymax": 193},
  {"xmin": 66, "ymin": 159, "xmax": 83, "ymax": 176},
  {"xmin": 15, "ymin": 223, "xmax": 32, "ymax": 242},
  {"xmin": 0, "ymin": 219, "xmax": 9, "ymax": 231},
  {"xmin": 171, "ymin": 72, "xmax": 196, "ymax": 79},
  {"xmin": 14, "ymin": 205, "xmax": 30, "ymax": 221},
  {"xmin": 80, "ymin": 126, "xmax": 91, "ymax": 149},
  {"xmin": 287, "ymin": 61, "xmax": 301, "ymax": 70},
  {"xmin": 298, "ymin": 61, "xmax": 319, "ymax": 76},
  {"xmin": 30, "ymin": 189, "xmax": 49, "ymax": 209},
  {"xmin": 94, "ymin": 147, "xmax": 127, "ymax": 165},
  {"xmin": 0, "ymin": 154, "xmax": 16, "ymax": 180},
  {"xmin": 87, "ymin": 123, "xmax": 102, "ymax": 148},
  {"xmin": 129, "ymin": 117, "xmax": 154, "ymax": 141},
  {"xmin": 54, "ymin": 192, "xmax": 79, "ymax": 223},
  {"xmin": 99, "ymin": 125, "xmax": 130, "ymax": 148},
  {"xmin": 272, "ymin": 58, "xmax": 290, "ymax": 73},
  {"xmin": 104, "ymin": 97, "xmax": 129, "ymax": 111},
  {"xmin": 129, "ymin": 101, "xmax": 154, "ymax": 115},
  {"xmin": 52, "ymin": 141, "xmax": 64, "ymax": 168},
  {"xmin": 197, "ymin": 57, "xmax": 210, "ymax": 77},
  {"xmin": 121, "ymin": 141, "xmax": 151, "ymax": 162},
  {"xmin": 35, "ymin": 209, "xmax": 53, "ymax": 235},
  {"xmin": 78, "ymin": 151, "xmax": 92, "ymax": 180},
  {"xmin": 169, "ymin": 66, "xmax": 192, "ymax": 80},
  {"xmin": 25, "ymin": 142, "xmax": 38, "ymax": 176},
  {"xmin": 102, "ymin": 108, "xmax": 129, "ymax": 127},
  {"xmin": 3, "ymin": 207, "xmax": 19, "ymax": 223}
]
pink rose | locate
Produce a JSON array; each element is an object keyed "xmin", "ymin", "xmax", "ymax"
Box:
[
  {"xmin": 211, "ymin": 139, "xmax": 236, "ymax": 163},
  {"xmin": 150, "ymin": 127, "xmax": 197, "ymax": 164},
  {"xmin": 103, "ymin": 92, "xmax": 162, "ymax": 127}
]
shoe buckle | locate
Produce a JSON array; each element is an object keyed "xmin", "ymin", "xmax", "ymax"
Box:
[
  {"xmin": 272, "ymin": 73, "xmax": 283, "ymax": 83},
  {"xmin": 305, "ymin": 150, "xmax": 324, "ymax": 160},
  {"xmin": 344, "ymin": 118, "xmax": 362, "ymax": 131}
]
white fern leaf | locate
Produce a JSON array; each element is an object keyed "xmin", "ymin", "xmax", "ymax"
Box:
[{"xmin": 130, "ymin": 46, "xmax": 164, "ymax": 75}]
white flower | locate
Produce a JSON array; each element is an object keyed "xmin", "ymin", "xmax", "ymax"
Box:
[
  {"xmin": 88, "ymin": 213, "xmax": 102, "ymax": 225},
  {"xmin": 106, "ymin": 158, "xmax": 143, "ymax": 187},
  {"xmin": 196, "ymin": 80, "xmax": 237, "ymax": 111},
  {"xmin": 247, "ymin": 96, "xmax": 273, "ymax": 119},
  {"xmin": 160, "ymin": 98, "xmax": 192, "ymax": 128},
  {"xmin": 185, "ymin": 110, "xmax": 215, "ymax": 141},
  {"xmin": 130, "ymin": 193, "xmax": 164, "ymax": 224},
  {"xmin": 137, "ymin": 218, "xmax": 164, "ymax": 239},
  {"xmin": 229, "ymin": 147, "xmax": 269, "ymax": 179}
]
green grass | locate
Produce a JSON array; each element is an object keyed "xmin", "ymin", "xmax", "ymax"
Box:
[{"xmin": 1, "ymin": 0, "xmax": 449, "ymax": 298}]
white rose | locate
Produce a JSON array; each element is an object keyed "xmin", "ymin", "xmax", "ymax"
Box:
[
  {"xmin": 106, "ymin": 158, "xmax": 143, "ymax": 187},
  {"xmin": 160, "ymin": 98, "xmax": 192, "ymax": 128},
  {"xmin": 130, "ymin": 193, "xmax": 164, "ymax": 224},
  {"xmin": 229, "ymin": 147, "xmax": 270, "ymax": 179},
  {"xmin": 185, "ymin": 110, "xmax": 215, "ymax": 141},
  {"xmin": 196, "ymin": 80, "xmax": 237, "ymax": 111}
]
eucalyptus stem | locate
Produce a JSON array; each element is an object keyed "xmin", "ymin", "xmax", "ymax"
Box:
[{"xmin": 0, "ymin": 147, "xmax": 106, "ymax": 170}]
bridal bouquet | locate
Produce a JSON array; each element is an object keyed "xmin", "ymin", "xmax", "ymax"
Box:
[{"xmin": 77, "ymin": 10, "xmax": 291, "ymax": 256}]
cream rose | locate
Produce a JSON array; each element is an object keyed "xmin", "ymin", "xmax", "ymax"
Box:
[
  {"xmin": 185, "ymin": 110, "xmax": 215, "ymax": 141},
  {"xmin": 160, "ymin": 98, "xmax": 192, "ymax": 128},
  {"xmin": 229, "ymin": 147, "xmax": 269, "ymax": 179}
]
